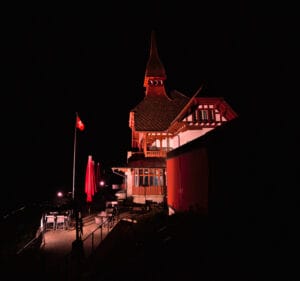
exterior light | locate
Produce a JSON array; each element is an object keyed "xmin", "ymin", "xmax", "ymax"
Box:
[{"xmin": 57, "ymin": 191, "xmax": 63, "ymax": 197}]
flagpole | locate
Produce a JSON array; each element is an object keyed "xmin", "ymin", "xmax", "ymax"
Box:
[
  {"xmin": 72, "ymin": 112, "xmax": 84, "ymax": 261},
  {"xmin": 72, "ymin": 112, "xmax": 78, "ymax": 200}
]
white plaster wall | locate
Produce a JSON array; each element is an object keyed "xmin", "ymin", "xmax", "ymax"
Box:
[{"xmin": 169, "ymin": 128, "xmax": 214, "ymax": 149}]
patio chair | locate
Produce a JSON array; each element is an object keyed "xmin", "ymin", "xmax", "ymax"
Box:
[
  {"xmin": 56, "ymin": 215, "xmax": 66, "ymax": 230},
  {"xmin": 45, "ymin": 215, "xmax": 56, "ymax": 230}
]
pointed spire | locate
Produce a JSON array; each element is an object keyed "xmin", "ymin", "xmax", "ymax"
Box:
[{"xmin": 144, "ymin": 30, "xmax": 167, "ymax": 88}]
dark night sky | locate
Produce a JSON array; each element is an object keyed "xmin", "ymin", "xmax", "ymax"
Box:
[{"xmin": 1, "ymin": 3, "xmax": 295, "ymax": 207}]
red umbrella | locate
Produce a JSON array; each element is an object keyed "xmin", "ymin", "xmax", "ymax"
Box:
[{"xmin": 85, "ymin": 155, "xmax": 96, "ymax": 203}]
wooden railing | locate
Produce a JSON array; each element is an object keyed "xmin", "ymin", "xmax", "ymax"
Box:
[
  {"xmin": 130, "ymin": 150, "xmax": 168, "ymax": 158},
  {"xmin": 132, "ymin": 186, "xmax": 165, "ymax": 195},
  {"xmin": 145, "ymin": 150, "xmax": 167, "ymax": 158}
]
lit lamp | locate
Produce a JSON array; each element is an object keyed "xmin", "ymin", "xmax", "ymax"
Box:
[{"xmin": 57, "ymin": 191, "xmax": 63, "ymax": 198}]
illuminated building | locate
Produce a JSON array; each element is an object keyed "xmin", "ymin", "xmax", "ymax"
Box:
[{"xmin": 113, "ymin": 30, "xmax": 237, "ymax": 214}]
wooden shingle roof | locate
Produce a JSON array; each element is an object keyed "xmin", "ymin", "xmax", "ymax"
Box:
[{"xmin": 131, "ymin": 90, "xmax": 190, "ymax": 131}]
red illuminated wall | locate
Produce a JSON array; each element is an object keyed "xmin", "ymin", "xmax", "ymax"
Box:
[
  {"xmin": 167, "ymin": 118, "xmax": 243, "ymax": 216},
  {"xmin": 167, "ymin": 147, "xmax": 208, "ymax": 213}
]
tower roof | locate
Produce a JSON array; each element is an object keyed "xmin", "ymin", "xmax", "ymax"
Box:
[{"xmin": 144, "ymin": 30, "xmax": 166, "ymax": 80}]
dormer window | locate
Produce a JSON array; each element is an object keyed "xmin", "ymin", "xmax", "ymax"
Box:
[{"xmin": 148, "ymin": 79, "xmax": 163, "ymax": 86}]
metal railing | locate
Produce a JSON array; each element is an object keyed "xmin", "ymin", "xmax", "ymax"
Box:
[
  {"xmin": 81, "ymin": 215, "xmax": 116, "ymax": 257},
  {"xmin": 16, "ymin": 227, "xmax": 44, "ymax": 255},
  {"xmin": 62, "ymin": 214, "xmax": 120, "ymax": 280}
]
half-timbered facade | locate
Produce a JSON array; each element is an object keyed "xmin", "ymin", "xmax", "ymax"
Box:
[{"xmin": 113, "ymin": 31, "xmax": 237, "ymax": 207}]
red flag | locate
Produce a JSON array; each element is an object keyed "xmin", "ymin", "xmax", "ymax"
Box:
[{"xmin": 76, "ymin": 115, "xmax": 85, "ymax": 131}]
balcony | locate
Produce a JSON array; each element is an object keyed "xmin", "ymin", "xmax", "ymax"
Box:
[{"xmin": 145, "ymin": 150, "xmax": 167, "ymax": 158}]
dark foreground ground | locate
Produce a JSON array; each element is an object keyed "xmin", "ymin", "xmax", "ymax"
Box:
[
  {"xmin": 80, "ymin": 210, "xmax": 299, "ymax": 281},
  {"xmin": 80, "ymin": 210, "xmax": 208, "ymax": 281},
  {"xmin": 1, "ymin": 205, "xmax": 299, "ymax": 281}
]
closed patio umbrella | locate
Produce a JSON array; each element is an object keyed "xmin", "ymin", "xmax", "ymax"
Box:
[{"xmin": 84, "ymin": 155, "xmax": 96, "ymax": 203}]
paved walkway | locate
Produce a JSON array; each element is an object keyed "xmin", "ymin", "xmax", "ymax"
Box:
[
  {"xmin": 41, "ymin": 214, "xmax": 111, "ymax": 256},
  {"xmin": 28, "ymin": 212, "xmax": 125, "ymax": 280},
  {"xmin": 6, "ymin": 209, "xmax": 139, "ymax": 280}
]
